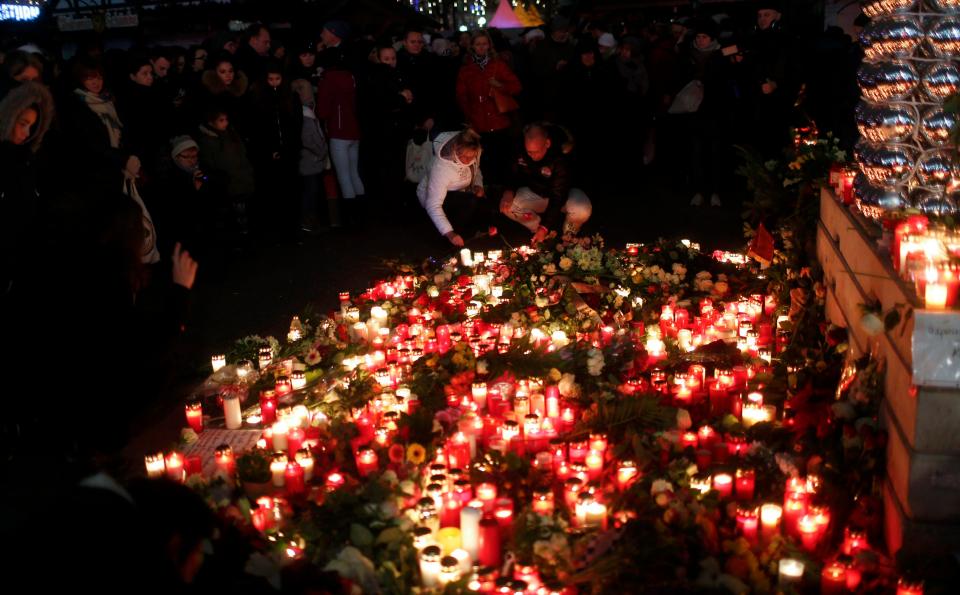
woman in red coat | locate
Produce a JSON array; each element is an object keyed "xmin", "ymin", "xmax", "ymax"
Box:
[{"xmin": 456, "ymin": 30, "xmax": 521, "ymax": 184}]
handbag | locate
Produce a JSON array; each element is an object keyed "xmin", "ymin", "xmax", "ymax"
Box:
[
  {"xmin": 667, "ymin": 80, "xmax": 704, "ymax": 114},
  {"xmin": 493, "ymin": 88, "xmax": 519, "ymax": 114},
  {"xmin": 405, "ymin": 137, "xmax": 435, "ymax": 183}
]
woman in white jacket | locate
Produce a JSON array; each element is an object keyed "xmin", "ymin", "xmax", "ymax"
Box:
[{"xmin": 417, "ymin": 128, "xmax": 486, "ymax": 247}]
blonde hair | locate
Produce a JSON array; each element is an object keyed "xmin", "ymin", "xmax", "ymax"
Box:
[
  {"xmin": 454, "ymin": 128, "xmax": 482, "ymax": 151},
  {"xmin": 470, "ymin": 30, "xmax": 497, "ymax": 59}
]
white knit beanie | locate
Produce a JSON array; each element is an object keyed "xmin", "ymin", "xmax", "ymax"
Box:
[{"xmin": 170, "ymin": 135, "xmax": 198, "ymax": 159}]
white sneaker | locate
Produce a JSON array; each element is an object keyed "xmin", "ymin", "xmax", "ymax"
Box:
[
  {"xmin": 710, "ymin": 193, "xmax": 722, "ymax": 207},
  {"xmin": 690, "ymin": 193, "xmax": 704, "ymax": 206}
]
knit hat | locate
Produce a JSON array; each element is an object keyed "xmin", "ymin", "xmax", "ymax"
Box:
[
  {"xmin": 693, "ymin": 18, "xmax": 720, "ymax": 40},
  {"xmin": 598, "ymin": 33, "xmax": 617, "ymax": 48},
  {"xmin": 523, "ymin": 28, "xmax": 545, "ymax": 42},
  {"xmin": 170, "ymin": 135, "xmax": 198, "ymax": 159},
  {"xmin": 323, "ymin": 20, "xmax": 351, "ymax": 41}
]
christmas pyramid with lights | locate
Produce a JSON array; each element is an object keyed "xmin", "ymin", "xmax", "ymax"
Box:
[{"xmin": 488, "ymin": 0, "xmax": 524, "ymax": 29}]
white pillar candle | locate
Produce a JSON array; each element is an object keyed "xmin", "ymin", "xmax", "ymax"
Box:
[
  {"xmin": 778, "ymin": 558, "xmax": 804, "ymax": 586},
  {"xmin": 211, "ymin": 354, "xmax": 226, "ymax": 373},
  {"xmin": 272, "ymin": 421, "xmax": 289, "ymax": 452},
  {"xmin": 451, "ymin": 548, "xmax": 472, "ymax": 575},
  {"xmin": 271, "ymin": 458, "xmax": 286, "ymax": 487},
  {"xmin": 419, "ymin": 545, "xmax": 442, "ymax": 588},
  {"xmin": 460, "ymin": 249, "xmax": 473, "ymax": 267},
  {"xmin": 223, "ymin": 395, "xmax": 242, "ymax": 430},
  {"xmin": 460, "ymin": 502, "xmax": 482, "ymax": 560},
  {"xmin": 144, "ymin": 452, "xmax": 165, "ymax": 478}
]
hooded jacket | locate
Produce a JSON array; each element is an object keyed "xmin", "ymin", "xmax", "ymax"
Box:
[
  {"xmin": 196, "ymin": 123, "xmax": 256, "ymax": 197},
  {"xmin": 199, "ymin": 69, "xmax": 251, "ymax": 133},
  {"xmin": 417, "ymin": 131, "xmax": 484, "ymax": 236},
  {"xmin": 0, "ymin": 82, "xmax": 54, "ymax": 294}
]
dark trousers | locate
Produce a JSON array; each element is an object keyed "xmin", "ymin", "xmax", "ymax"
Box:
[{"xmin": 443, "ymin": 190, "xmax": 492, "ymax": 239}]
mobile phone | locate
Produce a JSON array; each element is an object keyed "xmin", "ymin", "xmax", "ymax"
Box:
[{"xmin": 721, "ymin": 45, "xmax": 739, "ymax": 57}]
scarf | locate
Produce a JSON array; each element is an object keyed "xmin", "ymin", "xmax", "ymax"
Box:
[
  {"xmin": 75, "ymin": 89, "xmax": 123, "ymax": 149},
  {"xmin": 122, "ymin": 175, "xmax": 160, "ymax": 265},
  {"xmin": 472, "ymin": 52, "xmax": 491, "ymax": 71}
]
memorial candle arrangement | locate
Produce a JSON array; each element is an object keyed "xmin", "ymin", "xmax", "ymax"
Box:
[{"xmin": 149, "ymin": 236, "xmax": 922, "ymax": 592}]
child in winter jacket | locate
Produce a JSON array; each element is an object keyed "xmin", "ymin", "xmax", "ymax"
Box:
[{"xmin": 196, "ymin": 106, "xmax": 254, "ymax": 240}]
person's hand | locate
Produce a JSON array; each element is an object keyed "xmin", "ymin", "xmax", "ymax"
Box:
[
  {"xmin": 124, "ymin": 155, "xmax": 141, "ymax": 178},
  {"xmin": 400, "ymin": 89, "xmax": 413, "ymax": 103},
  {"xmin": 532, "ymin": 226, "xmax": 548, "ymax": 245},
  {"xmin": 488, "ymin": 77, "xmax": 503, "ymax": 88},
  {"xmin": 499, "ymin": 190, "xmax": 515, "ymax": 214},
  {"xmin": 192, "ymin": 170, "xmax": 205, "ymax": 191},
  {"xmin": 172, "ymin": 242, "xmax": 198, "ymax": 289},
  {"xmin": 472, "ymin": 185, "xmax": 485, "ymax": 197},
  {"xmin": 761, "ymin": 79, "xmax": 777, "ymax": 94},
  {"xmin": 445, "ymin": 231, "xmax": 464, "ymax": 247}
]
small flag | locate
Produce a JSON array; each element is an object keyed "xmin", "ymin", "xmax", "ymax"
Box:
[{"xmin": 748, "ymin": 223, "xmax": 775, "ymax": 267}]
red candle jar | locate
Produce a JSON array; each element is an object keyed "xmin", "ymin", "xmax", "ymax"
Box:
[
  {"xmin": 783, "ymin": 492, "xmax": 808, "ymax": 538},
  {"xmin": 185, "ymin": 400, "xmax": 203, "ymax": 433},
  {"xmin": 476, "ymin": 482, "xmax": 497, "ymax": 512},
  {"xmin": 164, "ymin": 452, "xmax": 185, "ymax": 482},
  {"xmin": 185, "ymin": 455, "xmax": 202, "ymax": 477},
  {"xmin": 568, "ymin": 440, "xmax": 589, "ymax": 463},
  {"xmin": 478, "ymin": 518, "xmax": 501, "ymax": 567},
  {"xmin": 798, "ymin": 514, "xmax": 820, "ymax": 551},
  {"xmin": 326, "ymin": 471, "xmax": 346, "ymax": 491},
  {"xmin": 697, "ymin": 426, "xmax": 718, "ymax": 449},
  {"xmin": 259, "ymin": 390, "xmax": 278, "ymax": 425},
  {"xmin": 285, "ymin": 461, "xmax": 305, "ymax": 495},
  {"xmin": 820, "ymin": 561, "xmax": 847, "ymax": 595},
  {"xmin": 532, "ymin": 488, "xmax": 555, "ymax": 515},
  {"xmin": 680, "ymin": 432, "xmax": 698, "ymax": 451},
  {"xmin": 896, "ymin": 579, "xmax": 924, "ymax": 595},
  {"xmin": 736, "ymin": 507, "xmax": 759, "ymax": 544},
  {"xmin": 214, "ymin": 444, "xmax": 236, "ymax": 477},
  {"xmin": 493, "ymin": 498, "xmax": 514, "ymax": 534},
  {"xmin": 842, "ymin": 527, "xmax": 867, "ymax": 556},
  {"xmin": 713, "ymin": 473, "xmax": 733, "ymax": 499},
  {"xmin": 441, "ymin": 493, "xmax": 462, "ymax": 528},
  {"xmin": 735, "ymin": 469, "xmax": 755, "ymax": 501},
  {"xmin": 695, "ymin": 449, "xmax": 713, "ymax": 470},
  {"xmin": 288, "ymin": 426, "xmax": 305, "ymax": 455},
  {"xmin": 355, "ymin": 448, "xmax": 379, "ymax": 477}
]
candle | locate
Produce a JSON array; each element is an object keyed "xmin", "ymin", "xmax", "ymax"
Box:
[
  {"xmin": 493, "ymin": 498, "xmax": 514, "ymax": 535},
  {"xmin": 783, "ymin": 491, "xmax": 808, "ymax": 537},
  {"xmin": 223, "ymin": 393, "xmax": 242, "ymax": 430},
  {"xmin": 295, "ymin": 448, "xmax": 314, "ymax": 481},
  {"xmin": 435, "ymin": 527, "xmax": 462, "ymax": 555},
  {"xmin": 272, "ymin": 420, "xmax": 289, "ymax": 452},
  {"xmin": 439, "ymin": 555, "xmax": 461, "ymax": 587},
  {"xmin": 532, "ymin": 488, "xmax": 555, "ymax": 515},
  {"xmin": 291, "ymin": 370, "xmax": 307, "ymax": 391},
  {"xmin": 563, "ymin": 478, "xmax": 583, "ymax": 510},
  {"xmin": 820, "ymin": 561, "xmax": 847, "ymax": 595},
  {"xmin": 897, "ymin": 579, "xmax": 924, "ymax": 595},
  {"xmin": 441, "ymin": 492, "xmax": 462, "ymax": 528},
  {"xmin": 270, "ymin": 453, "xmax": 287, "ymax": 487},
  {"xmin": 326, "ymin": 471, "xmax": 345, "ymax": 491},
  {"xmin": 477, "ymin": 518, "xmax": 501, "ymax": 567},
  {"xmin": 736, "ymin": 507, "xmax": 759, "ymax": 543},
  {"xmin": 616, "ymin": 460, "xmax": 639, "ymax": 490},
  {"xmin": 285, "ymin": 461, "xmax": 305, "ymax": 495},
  {"xmin": 145, "ymin": 452, "xmax": 165, "ymax": 478},
  {"xmin": 735, "ymin": 468, "xmax": 755, "ymax": 501},
  {"xmin": 164, "ymin": 452, "xmax": 184, "ymax": 482},
  {"xmin": 760, "ymin": 503, "xmax": 782, "ymax": 540},
  {"xmin": 356, "ymin": 448, "xmax": 379, "ymax": 477},
  {"xmin": 476, "ymin": 482, "xmax": 497, "ymax": 512},
  {"xmin": 211, "ymin": 354, "xmax": 226, "ymax": 373},
  {"xmin": 419, "ymin": 545, "xmax": 442, "ymax": 588},
  {"xmin": 842, "ymin": 527, "xmax": 867, "ymax": 555},
  {"xmin": 460, "ymin": 248, "xmax": 474, "ymax": 267},
  {"xmin": 214, "ymin": 444, "xmax": 235, "ymax": 477},
  {"xmin": 925, "ymin": 281, "xmax": 948, "ymax": 309},
  {"xmin": 472, "ymin": 382, "xmax": 488, "ymax": 410},
  {"xmin": 713, "ymin": 473, "xmax": 733, "ymax": 499},
  {"xmin": 778, "ymin": 558, "xmax": 804, "ymax": 587},
  {"xmin": 585, "ymin": 450, "xmax": 604, "ymax": 481},
  {"xmin": 258, "ymin": 346, "xmax": 272, "ymax": 369},
  {"xmin": 460, "ymin": 501, "xmax": 483, "ymax": 559},
  {"xmin": 680, "ymin": 432, "xmax": 698, "ymax": 451},
  {"xmin": 185, "ymin": 400, "xmax": 203, "ymax": 433},
  {"xmin": 798, "ymin": 514, "xmax": 820, "ymax": 551}
]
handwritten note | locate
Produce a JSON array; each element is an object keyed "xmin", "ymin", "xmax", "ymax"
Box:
[
  {"xmin": 912, "ymin": 311, "xmax": 960, "ymax": 388},
  {"xmin": 184, "ymin": 428, "xmax": 262, "ymax": 478}
]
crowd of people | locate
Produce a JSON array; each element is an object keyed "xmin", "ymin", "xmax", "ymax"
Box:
[{"xmin": 0, "ymin": 3, "xmax": 865, "ymax": 592}]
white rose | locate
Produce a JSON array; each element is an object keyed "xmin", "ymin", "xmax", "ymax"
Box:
[
  {"xmin": 476, "ymin": 359, "xmax": 489, "ymax": 375},
  {"xmin": 676, "ymin": 408, "xmax": 692, "ymax": 430},
  {"xmin": 558, "ymin": 373, "xmax": 578, "ymax": 397},
  {"xmin": 651, "ymin": 479, "xmax": 673, "ymax": 495}
]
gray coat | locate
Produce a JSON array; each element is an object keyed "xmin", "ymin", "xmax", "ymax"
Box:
[{"xmin": 299, "ymin": 107, "xmax": 329, "ymax": 176}]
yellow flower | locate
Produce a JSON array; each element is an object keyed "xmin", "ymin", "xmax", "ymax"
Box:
[
  {"xmin": 559, "ymin": 256, "xmax": 573, "ymax": 271},
  {"xmin": 548, "ymin": 368, "xmax": 562, "ymax": 382},
  {"xmin": 406, "ymin": 443, "xmax": 426, "ymax": 465}
]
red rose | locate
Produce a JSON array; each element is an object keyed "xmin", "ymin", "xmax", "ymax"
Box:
[{"xmin": 488, "ymin": 226, "xmax": 498, "ymax": 236}]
